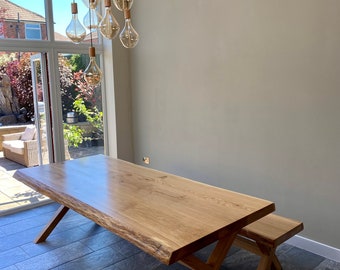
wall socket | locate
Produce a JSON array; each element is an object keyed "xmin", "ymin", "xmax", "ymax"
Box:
[{"xmin": 143, "ymin": 157, "xmax": 150, "ymax": 164}]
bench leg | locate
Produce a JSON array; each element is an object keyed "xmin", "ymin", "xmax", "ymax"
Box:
[
  {"xmin": 35, "ymin": 205, "xmax": 69, "ymax": 243},
  {"xmin": 234, "ymin": 236, "xmax": 283, "ymax": 270},
  {"xmin": 257, "ymin": 244, "xmax": 281, "ymax": 270},
  {"xmin": 271, "ymin": 254, "xmax": 282, "ymax": 270}
]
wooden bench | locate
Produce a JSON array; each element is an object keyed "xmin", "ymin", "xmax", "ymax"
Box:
[{"xmin": 234, "ymin": 214, "xmax": 304, "ymax": 270}]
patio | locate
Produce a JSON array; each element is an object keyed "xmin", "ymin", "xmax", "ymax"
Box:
[
  {"xmin": 0, "ymin": 145, "xmax": 104, "ymax": 216},
  {"xmin": 0, "ymin": 151, "xmax": 50, "ymax": 216}
]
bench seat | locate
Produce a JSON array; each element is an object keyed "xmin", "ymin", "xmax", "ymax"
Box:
[{"xmin": 234, "ymin": 213, "xmax": 304, "ymax": 270}]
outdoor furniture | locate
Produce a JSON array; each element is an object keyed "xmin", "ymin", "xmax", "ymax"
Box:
[
  {"xmin": 13, "ymin": 154, "xmax": 275, "ymax": 270},
  {"xmin": 0, "ymin": 125, "xmax": 27, "ymax": 151},
  {"xmin": 1, "ymin": 125, "xmax": 39, "ymax": 167}
]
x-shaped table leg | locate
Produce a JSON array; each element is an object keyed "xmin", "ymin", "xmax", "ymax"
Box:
[
  {"xmin": 35, "ymin": 205, "xmax": 69, "ymax": 243},
  {"xmin": 179, "ymin": 230, "xmax": 239, "ymax": 270}
]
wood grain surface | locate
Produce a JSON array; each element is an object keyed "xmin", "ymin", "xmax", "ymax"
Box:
[{"xmin": 13, "ymin": 154, "xmax": 275, "ymax": 265}]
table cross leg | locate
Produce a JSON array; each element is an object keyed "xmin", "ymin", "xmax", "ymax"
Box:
[
  {"xmin": 207, "ymin": 230, "xmax": 239, "ymax": 269},
  {"xmin": 35, "ymin": 205, "xmax": 69, "ymax": 243},
  {"xmin": 179, "ymin": 230, "xmax": 239, "ymax": 270}
]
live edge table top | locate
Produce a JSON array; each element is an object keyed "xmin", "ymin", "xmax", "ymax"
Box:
[{"xmin": 13, "ymin": 154, "xmax": 275, "ymax": 266}]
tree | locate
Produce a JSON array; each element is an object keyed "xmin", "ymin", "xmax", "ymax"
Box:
[
  {"xmin": 73, "ymin": 71, "xmax": 101, "ymax": 107},
  {"xmin": 68, "ymin": 54, "xmax": 87, "ymax": 72},
  {"xmin": 59, "ymin": 55, "xmax": 76, "ymax": 117},
  {"xmin": 0, "ymin": 53, "xmax": 77, "ymax": 121},
  {"xmin": 0, "ymin": 52, "xmax": 16, "ymax": 66}
]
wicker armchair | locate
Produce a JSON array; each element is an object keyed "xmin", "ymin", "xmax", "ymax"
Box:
[{"xmin": 1, "ymin": 131, "xmax": 39, "ymax": 167}]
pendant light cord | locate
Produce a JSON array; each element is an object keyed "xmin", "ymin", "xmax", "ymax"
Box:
[{"xmin": 88, "ymin": 0, "xmax": 93, "ymax": 47}]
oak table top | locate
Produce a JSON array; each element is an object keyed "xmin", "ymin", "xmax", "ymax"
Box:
[{"xmin": 14, "ymin": 154, "xmax": 275, "ymax": 269}]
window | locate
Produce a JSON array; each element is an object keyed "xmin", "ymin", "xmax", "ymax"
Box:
[
  {"xmin": 0, "ymin": 0, "xmax": 114, "ymax": 162},
  {"xmin": 25, "ymin": 23, "xmax": 42, "ymax": 40},
  {"xmin": 0, "ymin": 22, "xmax": 4, "ymax": 38},
  {"xmin": 0, "ymin": 0, "xmax": 116, "ymax": 214}
]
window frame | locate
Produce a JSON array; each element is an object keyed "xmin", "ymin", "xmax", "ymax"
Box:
[{"xmin": 25, "ymin": 23, "xmax": 42, "ymax": 40}]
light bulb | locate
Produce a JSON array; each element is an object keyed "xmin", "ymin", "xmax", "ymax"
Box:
[
  {"xmin": 84, "ymin": 47, "xmax": 103, "ymax": 87},
  {"xmin": 113, "ymin": 0, "xmax": 134, "ymax": 11},
  {"xmin": 65, "ymin": 3, "xmax": 86, "ymax": 44},
  {"xmin": 82, "ymin": 0, "xmax": 100, "ymax": 8},
  {"xmin": 119, "ymin": 9, "xmax": 139, "ymax": 48},
  {"xmin": 99, "ymin": 0, "xmax": 120, "ymax": 40},
  {"xmin": 83, "ymin": 0, "xmax": 101, "ymax": 30}
]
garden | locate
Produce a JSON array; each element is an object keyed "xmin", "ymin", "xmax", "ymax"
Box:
[{"xmin": 0, "ymin": 51, "xmax": 103, "ymax": 149}]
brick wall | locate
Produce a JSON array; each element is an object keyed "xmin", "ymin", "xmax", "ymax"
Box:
[{"xmin": 2, "ymin": 21, "xmax": 47, "ymax": 40}]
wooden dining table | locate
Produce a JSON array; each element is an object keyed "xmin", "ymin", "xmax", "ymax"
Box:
[{"xmin": 13, "ymin": 154, "xmax": 275, "ymax": 270}]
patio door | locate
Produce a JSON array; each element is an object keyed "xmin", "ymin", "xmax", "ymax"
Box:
[{"xmin": 30, "ymin": 53, "xmax": 53, "ymax": 165}]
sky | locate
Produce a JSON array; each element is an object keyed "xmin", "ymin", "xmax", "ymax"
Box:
[{"xmin": 10, "ymin": 0, "xmax": 88, "ymax": 36}]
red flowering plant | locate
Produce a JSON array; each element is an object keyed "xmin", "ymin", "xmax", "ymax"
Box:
[
  {"xmin": 0, "ymin": 53, "xmax": 76, "ymax": 122},
  {"xmin": 58, "ymin": 55, "xmax": 75, "ymax": 117},
  {"xmin": 73, "ymin": 70, "xmax": 102, "ymax": 110},
  {"xmin": 0, "ymin": 53, "xmax": 34, "ymax": 121}
]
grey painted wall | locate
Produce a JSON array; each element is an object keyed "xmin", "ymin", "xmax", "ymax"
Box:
[
  {"xmin": 112, "ymin": 24, "xmax": 134, "ymax": 162},
  {"xmin": 116, "ymin": 0, "xmax": 340, "ymax": 248}
]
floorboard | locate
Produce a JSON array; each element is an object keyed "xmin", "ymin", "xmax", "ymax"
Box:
[{"xmin": 0, "ymin": 203, "xmax": 339, "ymax": 270}]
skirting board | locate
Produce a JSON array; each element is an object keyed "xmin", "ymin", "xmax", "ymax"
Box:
[{"xmin": 286, "ymin": 235, "xmax": 340, "ymax": 263}]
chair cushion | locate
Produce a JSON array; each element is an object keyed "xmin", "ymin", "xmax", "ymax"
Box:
[
  {"xmin": 2, "ymin": 140, "xmax": 24, "ymax": 155},
  {"xmin": 21, "ymin": 126, "xmax": 36, "ymax": 141}
]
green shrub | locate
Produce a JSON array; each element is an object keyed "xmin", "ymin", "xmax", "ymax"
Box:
[
  {"xmin": 63, "ymin": 124, "xmax": 84, "ymax": 147},
  {"xmin": 64, "ymin": 98, "xmax": 103, "ymax": 147}
]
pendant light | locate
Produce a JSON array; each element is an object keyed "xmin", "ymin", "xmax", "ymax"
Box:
[
  {"xmin": 65, "ymin": 1, "xmax": 86, "ymax": 44},
  {"xmin": 119, "ymin": 8, "xmax": 139, "ymax": 48},
  {"xmin": 99, "ymin": 0, "xmax": 120, "ymax": 40},
  {"xmin": 84, "ymin": 0, "xmax": 103, "ymax": 86},
  {"xmin": 113, "ymin": 0, "xmax": 134, "ymax": 11},
  {"xmin": 83, "ymin": 0, "xmax": 101, "ymax": 30},
  {"xmin": 82, "ymin": 0, "xmax": 99, "ymax": 8},
  {"xmin": 66, "ymin": 0, "xmax": 140, "ymax": 50},
  {"xmin": 84, "ymin": 46, "xmax": 103, "ymax": 86}
]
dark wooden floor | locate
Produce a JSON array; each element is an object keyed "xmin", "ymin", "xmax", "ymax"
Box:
[{"xmin": 0, "ymin": 203, "xmax": 339, "ymax": 270}]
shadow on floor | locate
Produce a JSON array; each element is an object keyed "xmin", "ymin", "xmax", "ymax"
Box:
[{"xmin": 0, "ymin": 152, "xmax": 24, "ymax": 171}]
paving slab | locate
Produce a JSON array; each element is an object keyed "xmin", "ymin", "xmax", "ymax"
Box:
[{"xmin": 0, "ymin": 152, "xmax": 50, "ymax": 215}]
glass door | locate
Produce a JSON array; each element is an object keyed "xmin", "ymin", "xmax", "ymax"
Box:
[
  {"xmin": 58, "ymin": 52, "xmax": 104, "ymax": 160},
  {"xmin": 30, "ymin": 53, "xmax": 53, "ymax": 165}
]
